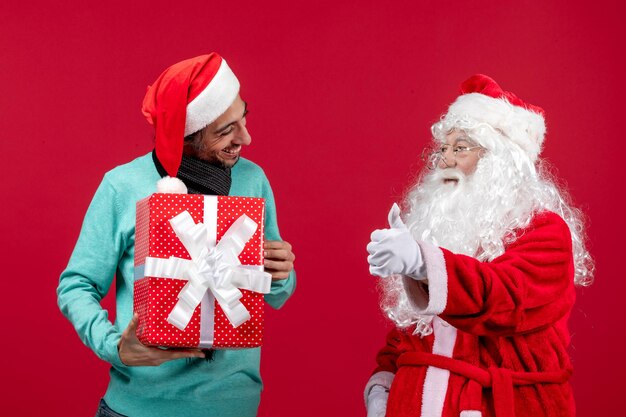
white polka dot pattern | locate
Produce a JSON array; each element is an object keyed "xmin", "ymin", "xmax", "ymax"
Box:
[
  {"xmin": 133, "ymin": 194, "xmax": 266, "ymax": 349},
  {"xmin": 134, "ymin": 276, "xmax": 201, "ymax": 347}
]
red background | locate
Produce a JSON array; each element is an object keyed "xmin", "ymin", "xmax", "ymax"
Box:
[{"xmin": 2, "ymin": 1, "xmax": 624, "ymax": 416}]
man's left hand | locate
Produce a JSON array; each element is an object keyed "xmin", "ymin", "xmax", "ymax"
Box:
[{"xmin": 264, "ymin": 240, "xmax": 295, "ymax": 280}]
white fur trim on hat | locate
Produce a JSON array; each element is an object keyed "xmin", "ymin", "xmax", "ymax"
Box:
[
  {"xmin": 446, "ymin": 93, "xmax": 546, "ymax": 161},
  {"xmin": 184, "ymin": 59, "xmax": 240, "ymax": 136}
]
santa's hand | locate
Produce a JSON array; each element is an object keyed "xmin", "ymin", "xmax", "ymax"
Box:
[
  {"xmin": 367, "ymin": 204, "xmax": 425, "ymax": 279},
  {"xmin": 366, "ymin": 385, "xmax": 389, "ymax": 417}
]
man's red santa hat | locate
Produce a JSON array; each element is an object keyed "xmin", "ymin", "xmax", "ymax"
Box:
[
  {"xmin": 141, "ymin": 53, "xmax": 240, "ymax": 178},
  {"xmin": 444, "ymin": 74, "xmax": 546, "ymax": 162}
]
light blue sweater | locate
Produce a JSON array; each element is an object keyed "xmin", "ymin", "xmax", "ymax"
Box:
[{"xmin": 57, "ymin": 153, "xmax": 296, "ymax": 417}]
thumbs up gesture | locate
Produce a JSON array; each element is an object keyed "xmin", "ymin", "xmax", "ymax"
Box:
[{"xmin": 367, "ymin": 204, "xmax": 425, "ymax": 279}]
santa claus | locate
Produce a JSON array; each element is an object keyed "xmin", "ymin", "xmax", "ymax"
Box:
[{"xmin": 365, "ymin": 74, "xmax": 594, "ymax": 417}]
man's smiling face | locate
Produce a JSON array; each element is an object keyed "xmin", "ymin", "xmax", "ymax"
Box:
[{"xmin": 183, "ymin": 95, "xmax": 251, "ymax": 168}]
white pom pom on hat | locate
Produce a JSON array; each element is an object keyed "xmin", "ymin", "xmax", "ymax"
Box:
[
  {"xmin": 156, "ymin": 176, "xmax": 188, "ymax": 194},
  {"xmin": 444, "ymin": 74, "xmax": 546, "ymax": 162}
]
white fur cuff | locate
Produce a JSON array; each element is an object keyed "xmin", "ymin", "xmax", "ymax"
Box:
[{"xmin": 404, "ymin": 241, "xmax": 448, "ymax": 315}]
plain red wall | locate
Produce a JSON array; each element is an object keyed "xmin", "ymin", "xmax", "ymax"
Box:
[{"xmin": 2, "ymin": 1, "xmax": 624, "ymax": 416}]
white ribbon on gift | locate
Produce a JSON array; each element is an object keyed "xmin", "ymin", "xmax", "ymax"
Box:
[{"xmin": 143, "ymin": 203, "xmax": 271, "ymax": 348}]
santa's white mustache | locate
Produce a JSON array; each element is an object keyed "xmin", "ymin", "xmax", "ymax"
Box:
[{"xmin": 429, "ymin": 167, "xmax": 466, "ymax": 183}]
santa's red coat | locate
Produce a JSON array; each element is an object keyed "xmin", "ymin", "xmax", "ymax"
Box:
[{"xmin": 369, "ymin": 212, "xmax": 576, "ymax": 417}]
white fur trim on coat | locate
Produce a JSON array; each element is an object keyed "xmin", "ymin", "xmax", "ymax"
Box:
[
  {"xmin": 460, "ymin": 411, "xmax": 482, "ymax": 417},
  {"xmin": 421, "ymin": 317, "xmax": 457, "ymax": 417}
]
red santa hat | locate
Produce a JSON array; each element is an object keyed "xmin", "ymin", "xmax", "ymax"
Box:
[
  {"xmin": 444, "ymin": 74, "xmax": 546, "ymax": 162},
  {"xmin": 141, "ymin": 53, "xmax": 240, "ymax": 177}
]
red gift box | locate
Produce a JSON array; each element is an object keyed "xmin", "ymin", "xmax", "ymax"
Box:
[{"xmin": 133, "ymin": 193, "xmax": 268, "ymax": 349}]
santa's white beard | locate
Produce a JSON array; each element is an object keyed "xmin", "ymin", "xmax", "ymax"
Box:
[
  {"xmin": 380, "ymin": 156, "xmax": 536, "ymax": 328},
  {"xmin": 403, "ymin": 156, "xmax": 527, "ymax": 259},
  {"xmin": 379, "ymin": 145, "xmax": 594, "ymax": 328},
  {"xmin": 404, "ymin": 167, "xmax": 484, "ymax": 256}
]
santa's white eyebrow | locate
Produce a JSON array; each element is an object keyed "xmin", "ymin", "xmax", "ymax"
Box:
[{"xmin": 453, "ymin": 136, "xmax": 475, "ymax": 145}]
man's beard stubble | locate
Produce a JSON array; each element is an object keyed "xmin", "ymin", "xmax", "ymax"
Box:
[{"xmin": 187, "ymin": 136, "xmax": 239, "ymax": 170}]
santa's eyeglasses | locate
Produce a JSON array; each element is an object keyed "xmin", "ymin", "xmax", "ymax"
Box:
[{"xmin": 421, "ymin": 144, "xmax": 484, "ymax": 170}]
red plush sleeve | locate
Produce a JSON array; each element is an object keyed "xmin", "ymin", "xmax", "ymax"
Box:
[
  {"xmin": 437, "ymin": 212, "xmax": 575, "ymax": 336},
  {"xmin": 373, "ymin": 327, "xmax": 404, "ymax": 374}
]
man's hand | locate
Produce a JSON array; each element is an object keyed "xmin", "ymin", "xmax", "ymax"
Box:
[
  {"xmin": 118, "ymin": 314, "xmax": 205, "ymax": 366},
  {"xmin": 264, "ymin": 240, "xmax": 295, "ymax": 280},
  {"xmin": 367, "ymin": 204, "xmax": 425, "ymax": 279}
]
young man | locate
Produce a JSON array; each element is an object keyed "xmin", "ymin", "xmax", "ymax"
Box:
[
  {"xmin": 366, "ymin": 74, "xmax": 594, "ymax": 417},
  {"xmin": 58, "ymin": 53, "xmax": 296, "ymax": 417}
]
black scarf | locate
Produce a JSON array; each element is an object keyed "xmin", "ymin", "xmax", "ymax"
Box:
[{"xmin": 152, "ymin": 150, "xmax": 231, "ymax": 196}]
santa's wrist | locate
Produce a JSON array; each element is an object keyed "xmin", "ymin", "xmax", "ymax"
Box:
[{"xmin": 405, "ymin": 256, "xmax": 427, "ymax": 280}]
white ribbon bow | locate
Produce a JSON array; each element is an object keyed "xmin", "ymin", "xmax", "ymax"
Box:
[{"xmin": 144, "ymin": 210, "xmax": 271, "ymax": 331}]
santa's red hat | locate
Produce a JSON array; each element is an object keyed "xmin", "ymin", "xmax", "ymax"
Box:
[
  {"xmin": 142, "ymin": 53, "xmax": 240, "ymax": 177},
  {"xmin": 445, "ymin": 74, "xmax": 546, "ymax": 161}
]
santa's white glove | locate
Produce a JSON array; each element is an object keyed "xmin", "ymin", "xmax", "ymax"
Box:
[
  {"xmin": 367, "ymin": 204, "xmax": 425, "ymax": 279},
  {"xmin": 366, "ymin": 385, "xmax": 389, "ymax": 417}
]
